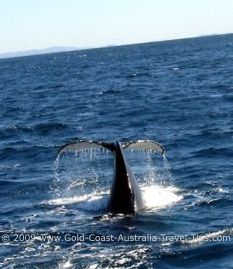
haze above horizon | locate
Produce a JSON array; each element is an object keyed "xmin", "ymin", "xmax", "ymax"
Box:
[{"xmin": 0, "ymin": 0, "xmax": 233, "ymax": 55}]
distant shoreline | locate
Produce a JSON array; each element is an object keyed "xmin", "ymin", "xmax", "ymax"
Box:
[{"xmin": 0, "ymin": 32, "xmax": 232, "ymax": 60}]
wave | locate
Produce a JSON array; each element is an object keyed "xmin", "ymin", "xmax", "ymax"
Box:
[
  {"xmin": 192, "ymin": 147, "xmax": 233, "ymax": 158},
  {"xmin": 0, "ymin": 122, "xmax": 68, "ymax": 140},
  {"xmin": 33, "ymin": 83, "xmax": 64, "ymax": 91},
  {"xmin": 33, "ymin": 122, "xmax": 68, "ymax": 135}
]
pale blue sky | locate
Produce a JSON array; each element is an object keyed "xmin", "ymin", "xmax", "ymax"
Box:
[{"xmin": 0, "ymin": 0, "xmax": 233, "ymax": 53}]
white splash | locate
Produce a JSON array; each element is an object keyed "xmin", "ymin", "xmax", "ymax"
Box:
[
  {"xmin": 59, "ymin": 260, "xmax": 73, "ymax": 269},
  {"xmin": 141, "ymin": 185, "xmax": 182, "ymax": 211},
  {"xmin": 46, "ymin": 184, "xmax": 182, "ymax": 213},
  {"xmin": 184, "ymin": 228, "xmax": 232, "ymax": 245},
  {"xmin": 47, "ymin": 192, "xmax": 109, "ymax": 211}
]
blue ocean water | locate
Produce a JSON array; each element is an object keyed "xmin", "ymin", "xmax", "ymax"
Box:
[{"xmin": 0, "ymin": 34, "xmax": 233, "ymax": 268}]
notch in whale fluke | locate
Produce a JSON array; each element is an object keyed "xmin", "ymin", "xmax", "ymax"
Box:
[{"xmin": 58, "ymin": 139, "xmax": 165, "ymax": 155}]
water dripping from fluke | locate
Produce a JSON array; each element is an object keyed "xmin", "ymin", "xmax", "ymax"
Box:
[
  {"xmin": 162, "ymin": 153, "xmax": 174, "ymax": 182},
  {"xmin": 49, "ymin": 140, "xmax": 182, "ymax": 215}
]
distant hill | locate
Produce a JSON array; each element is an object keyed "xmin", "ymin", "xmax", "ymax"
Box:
[
  {"xmin": 1, "ymin": 33, "xmax": 232, "ymax": 59},
  {"xmin": 0, "ymin": 46, "xmax": 79, "ymax": 59}
]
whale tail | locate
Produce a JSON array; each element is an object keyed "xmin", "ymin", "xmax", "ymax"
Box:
[
  {"xmin": 58, "ymin": 139, "xmax": 165, "ymax": 215},
  {"xmin": 58, "ymin": 139, "xmax": 165, "ymax": 155}
]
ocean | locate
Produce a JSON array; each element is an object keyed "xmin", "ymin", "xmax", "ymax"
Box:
[{"xmin": 0, "ymin": 34, "xmax": 233, "ymax": 268}]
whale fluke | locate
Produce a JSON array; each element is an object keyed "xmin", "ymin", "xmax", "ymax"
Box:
[
  {"xmin": 58, "ymin": 140, "xmax": 114, "ymax": 154},
  {"xmin": 59, "ymin": 139, "xmax": 164, "ymax": 155},
  {"xmin": 58, "ymin": 139, "xmax": 165, "ymax": 215},
  {"xmin": 122, "ymin": 140, "xmax": 165, "ymax": 155}
]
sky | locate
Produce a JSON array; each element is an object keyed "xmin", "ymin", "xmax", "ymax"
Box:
[{"xmin": 0, "ymin": 0, "xmax": 233, "ymax": 54}]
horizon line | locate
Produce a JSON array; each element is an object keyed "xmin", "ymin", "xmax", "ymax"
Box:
[{"xmin": 0, "ymin": 32, "xmax": 232, "ymax": 60}]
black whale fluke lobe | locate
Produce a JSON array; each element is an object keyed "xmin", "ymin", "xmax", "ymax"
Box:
[{"xmin": 58, "ymin": 139, "xmax": 165, "ymax": 215}]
